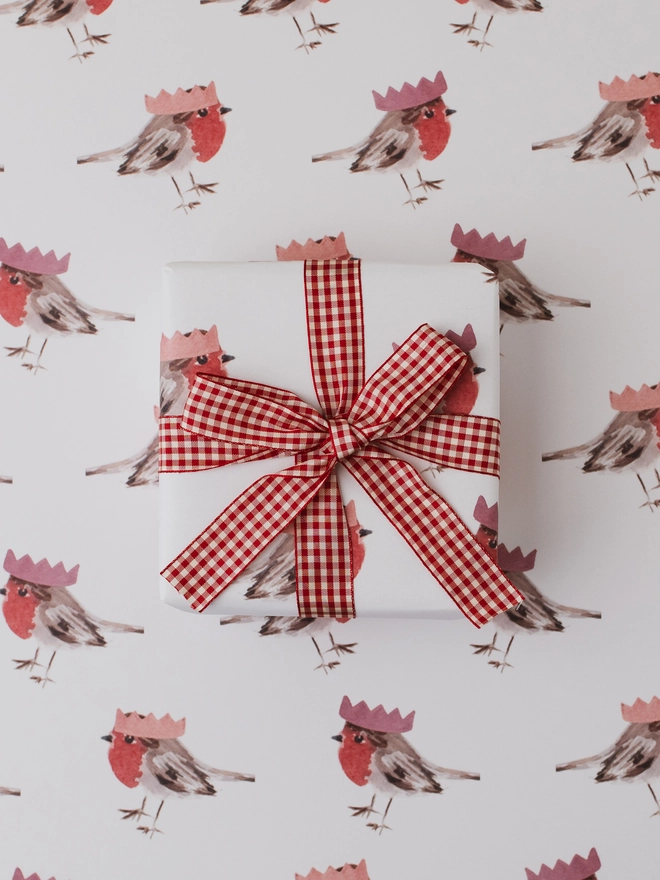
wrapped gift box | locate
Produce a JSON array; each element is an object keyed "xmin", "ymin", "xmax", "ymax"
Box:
[{"xmin": 159, "ymin": 260, "xmax": 504, "ymax": 620}]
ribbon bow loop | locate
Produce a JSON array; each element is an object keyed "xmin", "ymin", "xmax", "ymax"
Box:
[{"xmin": 160, "ymin": 259, "xmax": 523, "ymax": 625}]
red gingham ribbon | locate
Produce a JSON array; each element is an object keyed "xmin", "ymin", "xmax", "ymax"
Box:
[{"xmin": 160, "ymin": 259, "xmax": 522, "ymax": 625}]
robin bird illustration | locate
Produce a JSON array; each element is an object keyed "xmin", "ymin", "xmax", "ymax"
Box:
[
  {"xmin": 313, "ymin": 72, "xmax": 455, "ymax": 208},
  {"xmin": 532, "ymin": 73, "xmax": 660, "ymax": 200},
  {"xmin": 471, "ymin": 540, "xmax": 601, "ymax": 671},
  {"xmin": 77, "ymin": 83, "xmax": 231, "ymax": 213},
  {"xmin": 1, "ymin": 550, "xmax": 143, "ymax": 688},
  {"xmin": 557, "ymin": 697, "xmax": 660, "ymax": 818},
  {"xmin": 332, "ymin": 696, "xmax": 479, "ymax": 834},
  {"xmin": 542, "ymin": 383, "xmax": 660, "ymax": 511},
  {"xmin": 276, "ymin": 232, "xmax": 352, "ymax": 261},
  {"xmin": 102, "ymin": 710, "xmax": 255, "ymax": 837},
  {"xmin": 0, "ymin": 787, "xmax": 20, "ymax": 796},
  {"xmin": 85, "ymin": 325, "xmax": 233, "ymax": 487},
  {"xmin": 525, "ymin": 848, "xmax": 602, "ymax": 880},
  {"xmin": 202, "ymin": 0, "xmax": 338, "ymax": 54},
  {"xmin": 220, "ymin": 500, "xmax": 370, "ymax": 672},
  {"xmin": 451, "ymin": 0, "xmax": 542, "ymax": 51},
  {"xmin": 296, "ymin": 862, "xmax": 371, "ymax": 880},
  {"xmin": 0, "ymin": 240, "xmax": 133, "ymax": 373},
  {"xmin": 451, "ymin": 224, "xmax": 590, "ymax": 329},
  {"xmin": 0, "ymin": 0, "xmax": 113, "ymax": 62}
]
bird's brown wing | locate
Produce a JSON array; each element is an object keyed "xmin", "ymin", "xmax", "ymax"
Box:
[
  {"xmin": 29, "ymin": 277, "xmax": 98, "ymax": 335},
  {"xmin": 17, "ymin": 0, "xmax": 77, "ymax": 26},
  {"xmin": 160, "ymin": 367, "xmax": 189, "ymax": 416},
  {"xmin": 501, "ymin": 571, "xmax": 564, "ymax": 632},
  {"xmin": 117, "ymin": 117, "xmax": 189, "ymax": 176},
  {"xmin": 39, "ymin": 592, "xmax": 106, "ymax": 647},
  {"xmin": 243, "ymin": 532, "xmax": 296, "ymax": 599},
  {"xmin": 146, "ymin": 740, "xmax": 216, "ymax": 796},
  {"xmin": 582, "ymin": 411, "xmax": 655, "ymax": 472},
  {"xmin": 240, "ymin": 0, "xmax": 298, "ymax": 12},
  {"xmin": 126, "ymin": 436, "xmax": 159, "ymax": 487},
  {"xmin": 374, "ymin": 735, "xmax": 445, "ymax": 794},
  {"xmin": 573, "ymin": 103, "xmax": 642, "ymax": 162},
  {"xmin": 488, "ymin": 0, "xmax": 542, "ymax": 9},
  {"xmin": 349, "ymin": 115, "xmax": 415, "ymax": 173},
  {"xmin": 497, "ymin": 261, "xmax": 555, "ymax": 322},
  {"xmin": 595, "ymin": 724, "xmax": 660, "ymax": 782}
]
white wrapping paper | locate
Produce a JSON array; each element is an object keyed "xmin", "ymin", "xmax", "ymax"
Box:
[{"xmin": 159, "ymin": 261, "xmax": 500, "ymax": 619}]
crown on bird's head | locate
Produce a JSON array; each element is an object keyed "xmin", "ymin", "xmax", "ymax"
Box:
[
  {"xmin": 3, "ymin": 550, "xmax": 79, "ymax": 588},
  {"xmin": 344, "ymin": 499, "xmax": 359, "ymax": 529},
  {"xmin": 609, "ymin": 383, "xmax": 660, "ymax": 412},
  {"xmin": 599, "ymin": 72, "xmax": 660, "ymax": 102},
  {"xmin": 295, "ymin": 861, "xmax": 370, "ymax": 880},
  {"xmin": 13, "ymin": 871, "xmax": 55, "ymax": 880},
  {"xmin": 0, "ymin": 239, "xmax": 70, "ymax": 275},
  {"xmin": 497, "ymin": 544, "xmax": 537, "ymax": 572},
  {"xmin": 525, "ymin": 848, "xmax": 601, "ymax": 880},
  {"xmin": 621, "ymin": 696, "xmax": 660, "ymax": 724},
  {"xmin": 373, "ymin": 71, "xmax": 447, "ymax": 112},
  {"xmin": 473, "ymin": 496, "xmax": 498, "ymax": 531},
  {"xmin": 145, "ymin": 82, "xmax": 219, "ymax": 115},
  {"xmin": 451, "ymin": 224, "xmax": 526, "ymax": 262},
  {"xmin": 445, "ymin": 323, "xmax": 477, "ymax": 354},
  {"xmin": 276, "ymin": 233, "xmax": 351, "ymax": 261},
  {"xmin": 114, "ymin": 710, "xmax": 186, "ymax": 740},
  {"xmin": 339, "ymin": 696, "xmax": 414, "ymax": 733},
  {"xmin": 160, "ymin": 325, "xmax": 221, "ymax": 361}
]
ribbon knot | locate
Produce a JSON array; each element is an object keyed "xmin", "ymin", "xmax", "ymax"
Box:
[
  {"xmin": 160, "ymin": 259, "xmax": 523, "ymax": 625},
  {"xmin": 328, "ymin": 418, "xmax": 363, "ymax": 461}
]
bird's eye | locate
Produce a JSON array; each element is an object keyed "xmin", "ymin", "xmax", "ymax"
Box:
[
  {"xmin": 196, "ymin": 355, "xmax": 208, "ymax": 365},
  {"xmin": 652, "ymin": 95, "xmax": 660, "ymax": 104},
  {"xmin": 124, "ymin": 735, "xmax": 135, "ymax": 744},
  {"xmin": 424, "ymin": 109, "xmax": 435, "ymax": 119},
  {"xmin": 354, "ymin": 734, "xmax": 364, "ymax": 744},
  {"xmin": 489, "ymin": 538, "xmax": 497, "ymax": 549},
  {"xmin": 17, "ymin": 587, "xmax": 28, "ymax": 597},
  {"xmin": 9, "ymin": 275, "xmax": 19, "ymax": 285},
  {"xmin": 197, "ymin": 108, "xmax": 209, "ymax": 118}
]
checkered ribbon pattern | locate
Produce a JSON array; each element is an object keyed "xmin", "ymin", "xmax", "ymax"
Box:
[{"xmin": 159, "ymin": 259, "xmax": 523, "ymax": 625}]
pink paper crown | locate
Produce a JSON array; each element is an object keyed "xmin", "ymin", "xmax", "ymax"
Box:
[
  {"xmin": 446, "ymin": 323, "xmax": 476, "ymax": 353},
  {"xmin": 451, "ymin": 224, "xmax": 526, "ymax": 262},
  {"xmin": 339, "ymin": 696, "xmax": 414, "ymax": 733},
  {"xmin": 473, "ymin": 496, "xmax": 498, "ymax": 531},
  {"xmin": 276, "ymin": 233, "xmax": 350, "ymax": 261},
  {"xmin": 609, "ymin": 383, "xmax": 660, "ymax": 412},
  {"xmin": 599, "ymin": 72, "xmax": 660, "ymax": 102},
  {"xmin": 0, "ymin": 239, "xmax": 70, "ymax": 275},
  {"xmin": 621, "ymin": 696, "xmax": 660, "ymax": 723},
  {"xmin": 525, "ymin": 848, "xmax": 601, "ymax": 880},
  {"xmin": 160, "ymin": 325, "xmax": 221, "ymax": 361},
  {"xmin": 3, "ymin": 550, "xmax": 79, "ymax": 588},
  {"xmin": 497, "ymin": 544, "xmax": 536, "ymax": 572},
  {"xmin": 373, "ymin": 71, "xmax": 447, "ymax": 112},
  {"xmin": 13, "ymin": 871, "xmax": 55, "ymax": 880},
  {"xmin": 296, "ymin": 862, "xmax": 370, "ymax": 880},
  {"xmin": 145, "ymin": 82, "xmax": 219, "ymax": 115},
  {"xmin": 114, "ymin": 710, "xmax": 186, "ymax": 739},
  {"xmin": 344, "ymin": 499, "xmax": 359, "ymax": 529}
]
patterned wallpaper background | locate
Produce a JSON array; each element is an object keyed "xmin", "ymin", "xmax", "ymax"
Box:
[{"xmin": 0, "ymin": 1, "xmax": 658, "ymax": 878}]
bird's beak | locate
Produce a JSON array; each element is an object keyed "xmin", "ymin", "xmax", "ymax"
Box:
[
  {"xmin": 0, "ymin": 587, "xmax": 5, "ymax": 595},
  {"xmin": 359, "ymin": 528, "xmax": 372, "ymax": 537},
  {"xmin": 221, "ymin": 353, "xmax": 235, "ymax": 363},
  {"xmin": 331, "ymin": 734, "xmax": 343, "ymax": 742},
  {"xmin": 220, "ymin": 106, "xmax": 232, "ymax": 115},
  {"xmin": 446, "ymin": 108, "xmax": 457, "ymax": 116},
  {"xmin": 101, "ymin": 734, "xmax": 112, "ymax": 742},
  {"xmin": 473, "ymin": 366, "xmax": 486, "ymax": 375}
]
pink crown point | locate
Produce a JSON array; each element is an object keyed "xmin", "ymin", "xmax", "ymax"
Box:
[
  {"xmin": 525, "ymin": 849, "xmax": 601, "ymax": 880},
  {"xmin": 114, "ymin": 710, "xmax": 186, "ymax": 740},
  {"xmin": 473, "ymin": 496, "xmax": 498, "ymax": 531},
  {"xmin": 599, "ymin": 72, "xmax": 660, "ymax": 102},
  {"xmin": 145, "ymin": 82, "xmax": 220, "ymax": 116},
  {"xmin": 296, "ymin": 862, "xmax": 370, "ymax": 880},
  {"xmin": 160, "ymin": 325, "xmax": 221, "ymax": 361},
  {"xmin": 373, "ymin": 70, "xmax": 447, "ymax": 112},
  {"xmin": 13, "ymin": 872, "xmax": 55, "ymax": 880},
  {"xmin": 451, "ymin": 224, "xmax": 526, "ymax": 262},
  {"xmin": 497, "ymin": 544, "xmax": 537, "ymax": 572},
  {"xmin": 339, "ymin": 696, "xmax": 414, "ymax": 734},
  {"xmin": 621, "ymin": 696, "xmax": 660, "ymax": 724},
  {"xmin": 3, "ymin": 550, "xmax": 79, "ymax": 588},
  {"xmin": 276, "ymin": 233, "xmax": 351, "ymax": 261},
  {"xmin": 609, "ymin": 383, "xmax": 660, "ymax": 412},
  {"xmin": 344, "ymin": 499, "xmax": 359, "ymax": 529},
  {"xmin": 0, "ymin": 239, "xmax": 70, "ymax": 275},
  {"xmin": 445, "ymin": 323, "xmax": 477, "ymax": 354}
]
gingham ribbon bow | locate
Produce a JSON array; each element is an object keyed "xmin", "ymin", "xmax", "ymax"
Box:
[{"xmin": 160, "ymin": 260, "xmax": 522, "ymax": 625}]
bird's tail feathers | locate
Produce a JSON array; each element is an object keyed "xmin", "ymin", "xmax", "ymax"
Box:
[
  {"xmin": 98, "ymin": 620, "xmax": 144, "ymax": 635},
  {"xmin": 542, "ymin": 442, "xmax": 592, "ymax": 462},
  {"xmin": 544, "ymin": 293, "xmax": 591, "ymax": 309},
  {"xmin": 552, "ymin": 602, "xmax": 601, "ymax": 620},
  {"xmin": 77, "ymin": 145, "xmax": 128, "ymax": 166},
  {"xmin": 532, "ymin": 130, "xmax": 583, "ymax": 152},
  {"xmin": 88, "ymin": 306, "xmax": 135, "ymax": 323},
  {"xmin": 431, "ymin": 763, "xmax": 480, "ymax": 782},
  {"xmin": 86, "ymin": 451, "xmax": 144, "ymax": 477},
  {"xmin": 220, "ymin": 615, "xmax": 256, "ymax": 626},
  {"xmin": 312, "ymin": 145, "xmax": 358, "ymax": 164},
  {"xmin": 556, "ymin": 753, "xmax": 602, "ymax": 773},
  {"xmin": 0, "ymin": 787, "xmax": 20, "ymax": 796},
  {"xmin": 208, "ymin": 767, "xmax": 255, "ymax": 783},
  {"xmin": 0, "ymin": 2, "xmax": 24, "ymax": 12}
]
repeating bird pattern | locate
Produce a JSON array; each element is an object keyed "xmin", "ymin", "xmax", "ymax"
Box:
[
  {"xmin": 0, "ymin": 0, "xmax": 113, "ymax": 62},
  {"xmin": 450, "ymin": 0, "xmax": 543, "ymax": 52}
]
